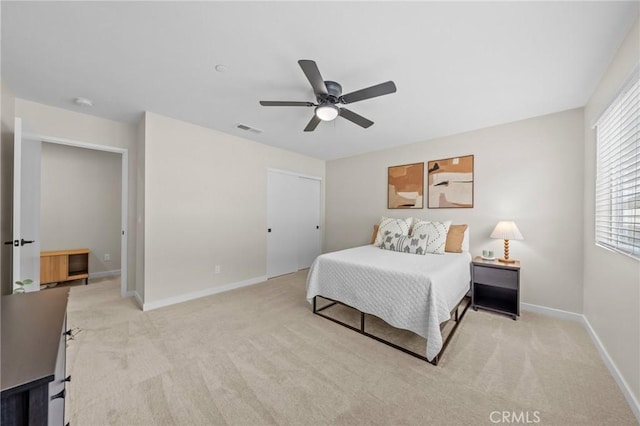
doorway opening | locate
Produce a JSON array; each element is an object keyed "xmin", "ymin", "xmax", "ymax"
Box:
[{"xmin": 24, "ymin": 130, "xmax": 129, "ymax": 297}]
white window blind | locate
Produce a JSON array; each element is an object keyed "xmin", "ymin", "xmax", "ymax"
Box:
[{"xmin": 595, "ymin": 65, "xmax": 640, "ymax": 259}]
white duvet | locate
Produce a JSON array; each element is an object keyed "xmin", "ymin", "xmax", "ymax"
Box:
[{"xmin": 306, "ymin": 245, "xmax": 472, "ymax": 361}]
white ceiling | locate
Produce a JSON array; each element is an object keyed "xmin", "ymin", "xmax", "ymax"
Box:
[{"xmin": 2, "ymin": 1, "xmax": 638, "ymax": 160}]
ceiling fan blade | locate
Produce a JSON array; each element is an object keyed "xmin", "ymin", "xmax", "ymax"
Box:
[
  {"xmin": 304, "ymin": 114, "xmax": 322, "ymax": 132},
  {"xmin": 339, "ymin": 108, "xmax": 374, "ymax": 128},
  {"xmin": 340, "ymin": 81, "xmax": 397, "ymax": 104},
  {"xmin": 298, "ymin": 60, "xmax": 328, "ymax": 95},
  {"xmin": 260, "ymin": 101, "xmax": 315, "ymax": 107}
]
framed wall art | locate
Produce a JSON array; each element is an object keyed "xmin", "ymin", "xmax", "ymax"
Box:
[
  {"xmin": 388, "ymin": 162, "xmax": 424, "ymax": 209},
  {"xmin": 427, "ymin": 155, "xmax": 474, "ymax": 208}
]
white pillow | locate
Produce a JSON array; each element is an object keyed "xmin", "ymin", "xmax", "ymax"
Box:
[
  {"xmin": 374, "ymin": 216, "xmax": 413, "ymax": 247},
  {"xmin": 411, "ymin": 220, "xmax": 451, "ymax": 254}
]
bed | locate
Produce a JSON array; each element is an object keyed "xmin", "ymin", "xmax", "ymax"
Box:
[{"xmin": 306, "ymin": 242, "xmax": 471, "ymax": 365}]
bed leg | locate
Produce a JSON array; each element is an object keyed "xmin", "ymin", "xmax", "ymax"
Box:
[
  {"xmin": 360, "ymin": 312, "xmax": 365, "ymax": 332},
  {"xmin": 455, "ymin": 305, "xmax": 459, "ymax": 322},
  {"xmin": 313, "ymin": 296, "xmax": 317, "ymax": 313}
]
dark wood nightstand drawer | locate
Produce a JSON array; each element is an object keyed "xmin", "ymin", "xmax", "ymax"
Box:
[{"xmin": 473, "ymin": 266, "xmax": 518, "ymax": 290}]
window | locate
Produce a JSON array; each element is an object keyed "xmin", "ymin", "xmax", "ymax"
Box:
[{"xmin": 595, "ymin": 65, "xmax": 639, "ymax": 259}]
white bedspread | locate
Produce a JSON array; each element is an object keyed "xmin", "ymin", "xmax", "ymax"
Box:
[{"xmin": 306, "ymin": 245, "xmax": 471, "ymax": 361}]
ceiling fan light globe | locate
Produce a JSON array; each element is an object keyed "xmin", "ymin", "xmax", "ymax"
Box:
[{"xmin": 315, "ymin": 104, "xmax": 339, "ymax": 121}]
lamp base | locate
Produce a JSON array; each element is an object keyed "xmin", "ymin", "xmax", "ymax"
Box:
[{"xmin": 498, "ymin": 258, "xmax": 517, "ymax": 264}]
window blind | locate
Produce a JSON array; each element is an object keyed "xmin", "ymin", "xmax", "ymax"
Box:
[{"xmin": 595, "ymin": 65, "xmax": 640, "ymax": 259}]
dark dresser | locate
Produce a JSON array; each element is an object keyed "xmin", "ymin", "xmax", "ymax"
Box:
[{"xmin": 1, "ymin": 287, "xmax": 70, "ymax": 426}]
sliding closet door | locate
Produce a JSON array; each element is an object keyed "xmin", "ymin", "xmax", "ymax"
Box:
[
  {"xmin": 297, "ymin": 177, "xmax": 321, "ymax": 269},
  {"xmin": 267, "ymin": 171, "xmax": 299, "ymax": 278},
  {"xmin": 267, "ymin": 170, "xmax": 322, "ymax": 278}
]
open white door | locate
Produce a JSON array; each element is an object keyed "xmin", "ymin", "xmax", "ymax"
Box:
[{"xmin": 12, "ymin": 118, "xmax": 41, "ymax": 292}]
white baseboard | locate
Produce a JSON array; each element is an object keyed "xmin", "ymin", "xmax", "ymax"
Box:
[
  {"xmin": 522, "ymin": 302, "xmax": 639, "ymax": 423},
  {"xmin": 134, "ymin": 291, "xmax": 143, "ymax": 308},
  {"xmin": 125, "ymin": 290, "xmax": 144, "ymax": 309},
  {"xmin": 520, "ymin": 302, "xmax": 583, "ymax": 322},
  {"xmin": 89, "ymin": 269, "xmax": 121, "ymax": 279},
  {"xmin": 142, "ymin": 275, "xmax": 268, "ymax": 311},
  {"xmin": 581, "ymin": 316, "xmax": 640, "ymax": 423}
]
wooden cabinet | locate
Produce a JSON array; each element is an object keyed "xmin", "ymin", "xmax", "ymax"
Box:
[
  {"xmin": 41, "ymin": 248, "xmax": 90, "ymax": 285},
  {"xmin": 471, "ymin": 257, "xmax": 520, "ymax": 320},
  {"xmin": 1, "ymin": 287, "xmax": 70, "ymax": 426}
]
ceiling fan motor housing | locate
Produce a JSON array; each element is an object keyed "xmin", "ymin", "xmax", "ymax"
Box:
[
  {"xmin": 317, "ymin": 80, "xmax": 342, "ymax": 104},
  {"xmin": 259, "ymin": 59, "xmax": 396, "ymax": 131}
]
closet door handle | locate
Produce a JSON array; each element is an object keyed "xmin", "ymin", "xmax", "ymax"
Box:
[{"xmin": 51, "ymin": 389, "xmax": 65, "ymax": 400}]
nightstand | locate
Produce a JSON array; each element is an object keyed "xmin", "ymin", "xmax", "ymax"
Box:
[{"xmin": 471, "ymin": 257, "xmax": 520, "ymax": 320}]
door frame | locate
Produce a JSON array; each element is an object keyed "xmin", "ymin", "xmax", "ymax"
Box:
[
  {"xmin": 12, "ymin": 118, "xmax": 42, "ymax": 292},
  {"xmin": 267, "ymin": 168, "xmax": 323, "ymax": 182},
  {"xmin": 25, "ymin": 132, "xmax": 129, "ymax": 298}
]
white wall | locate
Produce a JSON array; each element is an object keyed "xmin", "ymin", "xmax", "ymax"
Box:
[
  {"xmin": 583, "ymin": 18, "xmax": 639, "ymax": 411},
  {"xmin": 326, "ymin": 108, "xmax": 585, "ymax": 313},
  {"xmin": 14, "ymin": 98, "xmax": 138, "ymax": 292},
  {"xmin": 40, "ymin": 143, "xmax": 121, "ymax": 275},
  {"xmin": 143, "ymin": 112, "xmax": 325, "ymax": 305}
]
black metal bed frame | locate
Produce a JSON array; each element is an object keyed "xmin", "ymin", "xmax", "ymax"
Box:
[{"xmin": 312, "ymin": 294, "xmax": 471, "ymax": 366}]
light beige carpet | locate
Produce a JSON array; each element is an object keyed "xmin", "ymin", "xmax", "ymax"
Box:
[{"xmin": 65, "ymin": 272, "xmax": 637, "ymax": 425}]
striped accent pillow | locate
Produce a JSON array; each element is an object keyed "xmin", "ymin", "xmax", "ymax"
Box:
[
  {"xmin": 380, "ymin": 232, "xmax": 428, "ymax": 255},
  {"xmin": 411, "ymin": 220, "xmax": 451, "ymax": 254}
]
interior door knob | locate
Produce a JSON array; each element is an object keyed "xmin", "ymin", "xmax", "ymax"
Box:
[{"xmin": 20, "ymin": 239, "xmax": 34, "ymax": 246}]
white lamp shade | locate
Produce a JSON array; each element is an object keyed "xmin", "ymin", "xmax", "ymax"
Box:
[
  {"xmin": 315, "ymin": 104, "xmax": 339, "ymax": 121},
  {"xmin": 490, "ymin": 221, "xmax": 524, "ymax": 240}
]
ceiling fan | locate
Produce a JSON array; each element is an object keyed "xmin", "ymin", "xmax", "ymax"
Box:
[{"xmin": 259, "ymin": 60, "xmax": 397, "ymax": 132}]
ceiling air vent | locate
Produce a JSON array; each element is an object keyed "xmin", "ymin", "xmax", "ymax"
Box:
[{"xmin": 236, "ymin": 123, "xmax": 263, "ymax": 134}]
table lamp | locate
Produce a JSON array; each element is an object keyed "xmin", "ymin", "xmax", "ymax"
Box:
[{"xmin": 490, "ymin": 221, "xmax": 524, "ymax": 263}]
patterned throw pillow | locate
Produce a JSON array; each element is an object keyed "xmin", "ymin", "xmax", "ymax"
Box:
[
  {"xmin": 374, "ymin": 217, "xmax": 413, "ymax": 247},
  {"xmin": 411, "ymin": 220, "xmax": 451, "ymax": 254},
  {"xmin": 380, "ymin": 232, "xmax": 428, "ymax": 255}
]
